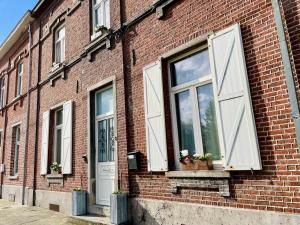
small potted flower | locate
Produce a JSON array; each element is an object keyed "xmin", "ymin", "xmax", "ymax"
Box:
[
  {"xmin": 193, "ymin": 153, "xmax": 213, "ymax": 170},
  {"xmin": 110, "ymin": 189, "xmax": 128, "ymax": 225},
  {"xmin": 179, "ymin": 150, "xmax": 213, "ymax": 171},
  {"xmin": 72, "ymin": 186, "xmax": 87, "ymax": 216},
  {"xmin": 50, "ymin": 162, "xmax": 61, "ymax": 175}
]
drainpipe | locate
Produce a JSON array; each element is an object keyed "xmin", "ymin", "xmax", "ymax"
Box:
[
  {"xmin": 32, "ymin": 19, "xmax": 42, "ymax": 206},
  {"xmin": 271, "ymin": 0, "xmax": 300, "ymax": 149},
  {"xmin": 22, "ymin": 22, "xmax": 33, "ymax": 205}
]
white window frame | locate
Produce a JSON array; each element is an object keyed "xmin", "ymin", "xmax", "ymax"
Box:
[
  {"xmin": 54, "ymin": 25, "xmax": 65, "ymax": 64},
  {"xmin": 16, "ymin": 62, "xmax": 23, "ymax": 97},
  {"xmin": 92, "ymin": 0, "xmax": 110, "ymax": 32},
  {"xmin": 168, "ymin": 45, "xmax": 225, "ymax": 169},
  {"xmin": 0, "ymin": 77, "xmax": 5, "ymax": 108},
  {"xmin": 12, "ymin": 124, "xmax": 21, "ymax": 176},
  {"xmin": 53, "ymin": 108, "xmax": 63, "ymax": 165}
]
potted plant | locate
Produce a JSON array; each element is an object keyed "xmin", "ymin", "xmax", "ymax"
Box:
[
  {"xmin": 50, "ymin": 162, "xmax": 61, "ymax": 175},
  {"xmin": 72, "ymin": 186, "xmax": 87, "ymax": 216},
  {"xmin": 179, "ymin": 150, "xmax": 213, "ymax": 171},
  {"xmin": 110, "ymin": 189, "xmax": 128, "ymax": 225}
]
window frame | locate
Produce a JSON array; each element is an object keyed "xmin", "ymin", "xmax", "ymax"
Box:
[
  {"xmin": 168, "ymin": 45, "xmax": 225, "ymax": 169},
  {"xmin": 92, "ymin": 0, "xmax": 110, "ymax": 32},
  {"xmin": 16, "ymin": 62, "xmax": 23, "ymax": 97},
  {"xmin": 12, "ymin": 124, "xmax": 21, "ymax": 176},
  {"xmin": 0, "ymin": 77, "xmax": 5, "ymax": 108},
  {"xmin": 53, "ymin": 108, "xmax": 63, "ymax": 165},
  {"xmin": 54, "ymin": 25, "xmax": 65, "ymax": 64}
]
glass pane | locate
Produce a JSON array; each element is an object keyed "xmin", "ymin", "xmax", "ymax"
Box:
[
  {"xmin": 95, "ymin": 5, "xmax": 103, "ymax": 26},
  {"xmin": 107, "ymin": 118, "xmax": 114, "ymax": 161},
  {"xmin": 56, "ymin": 129, "xmax": 62, "ymax": 164},
  {"xmin": 197, "ymin": 84, "xmax": 221, "ymax": 160},
  {"xmin": 18, "ymin": 63, "xmax": 23, "ymax": 75},
  {"xmin": 96, "ymin": 88, "xmax": 113, "ymax": 116},
  {"xmin": 55, "ymin": 42, "xmax": 61, "ymax": 63},
  {"xmin": 56, "ymin": 109, "xmax": 63, "ymax": 125},
  {"xmin": 98, "ymin": 120, "xmax": 107, "ymax": 162},
  {"xmin": 14, "ymin": 145, "xmax": 19, "ymax": 175},
  {"xmin": 171, "ymin": 49, "xmax": 211, "ymax": 87},
  {"xmin": 175, "ymin": 90, "xmax": 196, "ymax": 155}
]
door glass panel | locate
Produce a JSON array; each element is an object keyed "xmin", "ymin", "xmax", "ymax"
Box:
[
  {"xmin": 96, "ymin": 88, "xmax": 113, "ymax": 116},
  {"xmin": 197, "ymin": 84, "xmax": 221, "ymax": 160},
  {"xmin": 98, "ymin": 120, "xmax": 107, "ymax": 162},
  {"xmin": 171, "ymin": 49, "xmax": 211, "ymax": 87},
  {"xmin": 175, "ymin": 90, "xmax": 196, "ymax": 155},
  {"xmin": 107, "ymin": 118, "xmax": 114, "ymax": 161}
]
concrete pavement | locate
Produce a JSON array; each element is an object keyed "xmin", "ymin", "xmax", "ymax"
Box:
[{"xmin": 0, "ymin": 200, "xmax": 110, "ymax": 225}]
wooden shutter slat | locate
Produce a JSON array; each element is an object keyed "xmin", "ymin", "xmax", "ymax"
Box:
[
  {"xmin": 41, "ymin": 111, "xmax": 50, "ymax": 175},
  {"xmin": 61, "ymin": 100, "xmax": 72, "ymax": 174}
]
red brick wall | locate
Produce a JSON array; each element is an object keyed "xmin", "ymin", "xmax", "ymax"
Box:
[{"xmin": 124, "ymin": 0, "xmax": 300, "ymax": 214}]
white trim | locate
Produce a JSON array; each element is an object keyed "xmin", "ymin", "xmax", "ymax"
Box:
[
  {"xmin": 12, "ymin": 121, "xmax": 22, "ymax": 128},
  {"xmin": 168, "ymin": 46, "xmax": 224, "ymax": 169}
]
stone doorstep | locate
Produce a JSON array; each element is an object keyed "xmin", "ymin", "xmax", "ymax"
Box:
[{"xmin": 71, "ymin": 214, "xmax": 112, "ymax": 225}]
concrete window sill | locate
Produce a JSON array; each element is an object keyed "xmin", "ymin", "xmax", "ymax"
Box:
[
  {"xmin": 8, "ymin": 175, "xmax": 19, "ymax": 180},
  {"xmin": 166, "ymin": 170, "xmax": 230, "ymax": 197},
  {"xmin": 165, "ymin": 170, "xmax": 230, "ymax": 178},
  {"xmin": 46, "ymin": 174, "xmax": 64, "ymax": 187}
]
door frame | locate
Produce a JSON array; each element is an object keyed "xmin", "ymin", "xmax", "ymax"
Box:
[{"xmin": 87, "ymin": 76, "xmax": 118, "ymax": 206}]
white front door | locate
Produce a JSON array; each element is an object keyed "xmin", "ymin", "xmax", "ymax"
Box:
[{"xmin": 95, "ymin": 87, "xmax": 115, "ymax": 206}]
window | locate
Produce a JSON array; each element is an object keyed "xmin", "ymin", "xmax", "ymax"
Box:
[
  {"xmin": 54, "ymin": 26, "xmax": 65, "ymax": 64},
  {"xmin": 0, "ymin": 77, "xmax": 5, "ymax": 108},
  {"xmin": 169, "ymin": 46, "xmax": 221, "ymax": 161},
  {"xmin": 93, "ymin": 0, "xmax": 110, "ymax": 31},
  {"xmin": 53, "ymin": 108, "xmax": 63, "ymax": 165},
  {"xmin": 16, "ymin": 62, "xmax": 23, "ymax": 97},
  {"xmin": 11, "ymin": 125, "xmax": 21, "ymax": 176}
]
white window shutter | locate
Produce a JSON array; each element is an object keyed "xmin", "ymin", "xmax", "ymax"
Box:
[
  {"xmin": 208, "ymin": 24, "xmax": 262, "ymax": 171},
  {"xmin": 41, "ymin": 111, "xmax": 50, "ymax": 175},
  {"xmin": 143, "ymin": 61, "xmax": 168, "ymax": 172},
  {"xmin": 61, "ymin": 100, "xmax": 73, "ymax": 174}
]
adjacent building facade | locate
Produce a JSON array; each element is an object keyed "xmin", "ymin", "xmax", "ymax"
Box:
[{"xmin": 0, "ymin": 0, "xmax": 300, "ymax": 224}]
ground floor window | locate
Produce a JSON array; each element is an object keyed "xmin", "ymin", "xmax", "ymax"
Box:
[
  {"xmin": 169, "ymin": 46, "xmax": 221, "ymax": 161},
  {"xmin": 11, "ymin": 125, "xmax": 21, "ymax": 176},
  {"xmin": 53, "ymin": 108, "xmax": 63, "ymax": 165}
]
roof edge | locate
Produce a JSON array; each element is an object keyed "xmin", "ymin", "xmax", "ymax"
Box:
[{"xmin": 0, "ymin": 11, "xmax": 33, "ymax": 60}]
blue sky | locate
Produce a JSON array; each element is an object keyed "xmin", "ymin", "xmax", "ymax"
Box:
[{"xmin": 0, "ymin": 0, "xmax": 38, "ymax": 46}]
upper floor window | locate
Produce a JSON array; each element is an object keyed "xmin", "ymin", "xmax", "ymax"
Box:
[
  {"xmin": 16, "ymin": 62, "xmax": 23, "ymax": 97},
  {"xmin": 54, "ymin": 26, "xmax": 65, "ymax": 64},
  {"xmin": 93, "ymin": 0, "xmax": 110, "ymax": 31},
  {"xmin": 0, "ymin": 77, "xmax": 6, "ymax": 108}
]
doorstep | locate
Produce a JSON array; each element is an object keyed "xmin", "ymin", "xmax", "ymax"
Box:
[{"xmin": 71, "ymin": 214, "xmax": 112, "ymax": 225}]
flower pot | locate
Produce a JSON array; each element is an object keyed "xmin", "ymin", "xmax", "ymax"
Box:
[
  {"xmin": 72, "ymin": 191, "xmax": 87, "ymax": 216},
  {"xmin": 50, "ymin": 168, "xmax": 60, "ymax": 175},
  {"xmin": 180, "ymin": 159, "xmax": 213, "ymax": 171},
  {"xmin": 110, "ymin": 193, "xmax": 128, "ymax": 225}
]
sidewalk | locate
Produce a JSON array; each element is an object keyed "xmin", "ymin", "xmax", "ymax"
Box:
[{"xmin": 0, "ymin": 200, "xmax": 110, "ymax": 225}]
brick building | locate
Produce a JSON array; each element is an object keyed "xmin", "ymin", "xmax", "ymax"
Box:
[{"xmin": 0, "ymin": 0, "xmax": 300, "ymax": 224}]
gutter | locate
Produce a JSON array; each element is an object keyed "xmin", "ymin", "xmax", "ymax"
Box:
[
  {"xmin": 271, "ymin": 0, "xmax": 300, "ymax": 149},
  {"xmin": 21, "ymin": 23, "xmax": 33, "ymax": 205}
]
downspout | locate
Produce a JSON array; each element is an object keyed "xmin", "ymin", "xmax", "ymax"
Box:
[
  {"xmin": 21, "ymin": 22, "xmax": 33, "ymax": 205},
  {"xmin": 271, "ymin": 0, "xmax": 300, "ymax": 148},
  {"xmin": 32, "ymin": 19, "xmax": 42, "ymax": 206}
]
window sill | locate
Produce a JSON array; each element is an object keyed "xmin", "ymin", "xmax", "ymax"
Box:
[
  {"xmin": 166, "ymin": 170, "xmax": 230, "ymax": 197},
  {"xmin": 165, "ymin": 170, "xmax": 230, "ymax": 178},
  {"xmin": 8, "ymin": 175, "xmax": 19, "ymax": 180},
  {"xmin": 46, "ymin": 174, "xmax": 64, "ymax": 187}
]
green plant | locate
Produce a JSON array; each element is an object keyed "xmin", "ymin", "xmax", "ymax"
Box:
[
  {"xmin": 73, "ymin": 186, "xmax": 83, "ymax": 192},
  {"xmin": 113, "ymin": 189, "xmax": 125, "ymax": 194},
  {"xmin": 50, "ymin": 162, "xmax": 60, "ymax": 172},
  {"xmin": 195, "ymin": 153, "xmax": 213, "ymax": 161}
]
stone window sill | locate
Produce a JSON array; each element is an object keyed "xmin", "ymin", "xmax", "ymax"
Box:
[
  {"xmin": 165, "ymin": 170, "xmax": 230, "ymax": 178},
  {"xmin": 166, "ymin": 170, "xmax": 230, "ymax": 197},
  {"xmin": 46, "ymin": 174, "xmax": 64, "ymax": 187},
  {"xmin": 8, "ymin": 175, "xmax": 19, "ymax": 180}
]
